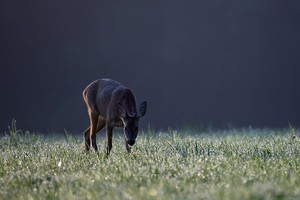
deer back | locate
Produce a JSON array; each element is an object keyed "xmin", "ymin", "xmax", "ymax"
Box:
[{"xmin": 91, "ymin": 79, "xmax": 137, "ymax": 121}]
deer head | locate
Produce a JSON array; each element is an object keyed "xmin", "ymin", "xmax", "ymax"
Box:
[{"xmin": 117, "ymin": 101, "xmax": 147, "ymax": 146}]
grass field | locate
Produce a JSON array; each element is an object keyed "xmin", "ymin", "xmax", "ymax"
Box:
[{"xmin": 1, "ymin": 123, "xmax": 300, "ymax": 200}]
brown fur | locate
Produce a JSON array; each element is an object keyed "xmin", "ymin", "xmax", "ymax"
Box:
[{"xmin": 82, "ymin": 79, "xmax": 147, "ymax": 157}]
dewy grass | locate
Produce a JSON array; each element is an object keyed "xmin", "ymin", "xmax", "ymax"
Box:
[{"xmin": 0, "ymin": 124, "xmax": 300, "ymax": 200}]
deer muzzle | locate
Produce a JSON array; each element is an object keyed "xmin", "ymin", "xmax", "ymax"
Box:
[{"xmin": 127, "ymin": 140, "xmax": 135, "ymax": 146}]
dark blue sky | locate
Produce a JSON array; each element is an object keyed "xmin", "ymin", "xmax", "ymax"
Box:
[{"xmin": 1, "ymin": 0, "xmax": 300, "ymax": 133}]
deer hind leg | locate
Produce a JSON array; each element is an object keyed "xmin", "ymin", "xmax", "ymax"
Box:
[
  {"xmin": 89, "ymin": 111, "xmax": 99, "ymax": 152},
  {"xmin": 83, "ymin": 88, "xmax": 104, "ymax": 154},
  {"xmin": 83, "ymin": 89, "xmax": 95, "ymax": 153},
  {"xmin": 83, "ymin": 127, "xmax": 91, "ymax": 152},
  {"xmin": 91, "ymin": 117, "xmax": 106, "ymax": 153},
  {"xmin": 83, "ymin": 118, "xmax": 106, "ymax": 153}
]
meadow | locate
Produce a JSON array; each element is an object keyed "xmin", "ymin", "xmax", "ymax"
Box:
[{"xmin": 1, "ymin": 122, "xmax": 300, "ymax": 200}]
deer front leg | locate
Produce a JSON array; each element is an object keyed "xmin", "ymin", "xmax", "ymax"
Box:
[
  {"xmin": 125, "ymin": 137, "xmax": 131, "ymax": 153},
  {"xmin": 106, "ymin": 125, "xmax": 113, "ymax": 157}
]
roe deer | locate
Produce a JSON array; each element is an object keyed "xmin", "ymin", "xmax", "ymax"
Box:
[{"xmin": 82, "ymin": 79, "xmax": 147, "ymax": 157}]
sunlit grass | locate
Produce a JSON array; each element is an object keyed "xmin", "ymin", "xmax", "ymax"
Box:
[{"xmin": 0, "ymin": 122, "xmax": 300, "ymax": 199}]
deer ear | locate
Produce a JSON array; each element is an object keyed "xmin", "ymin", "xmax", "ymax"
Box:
[
  {"xmin": 117, "ymin": 102, "xmax": 127, "ymax": 119},
  {"xmin": 137, "ymin": 101, "xmax": 147, "ymax": 118}
]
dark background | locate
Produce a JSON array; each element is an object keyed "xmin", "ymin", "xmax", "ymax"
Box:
[{"xmin": 1, "ymin": 0, "xmax": 300, "ymax": 133}]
